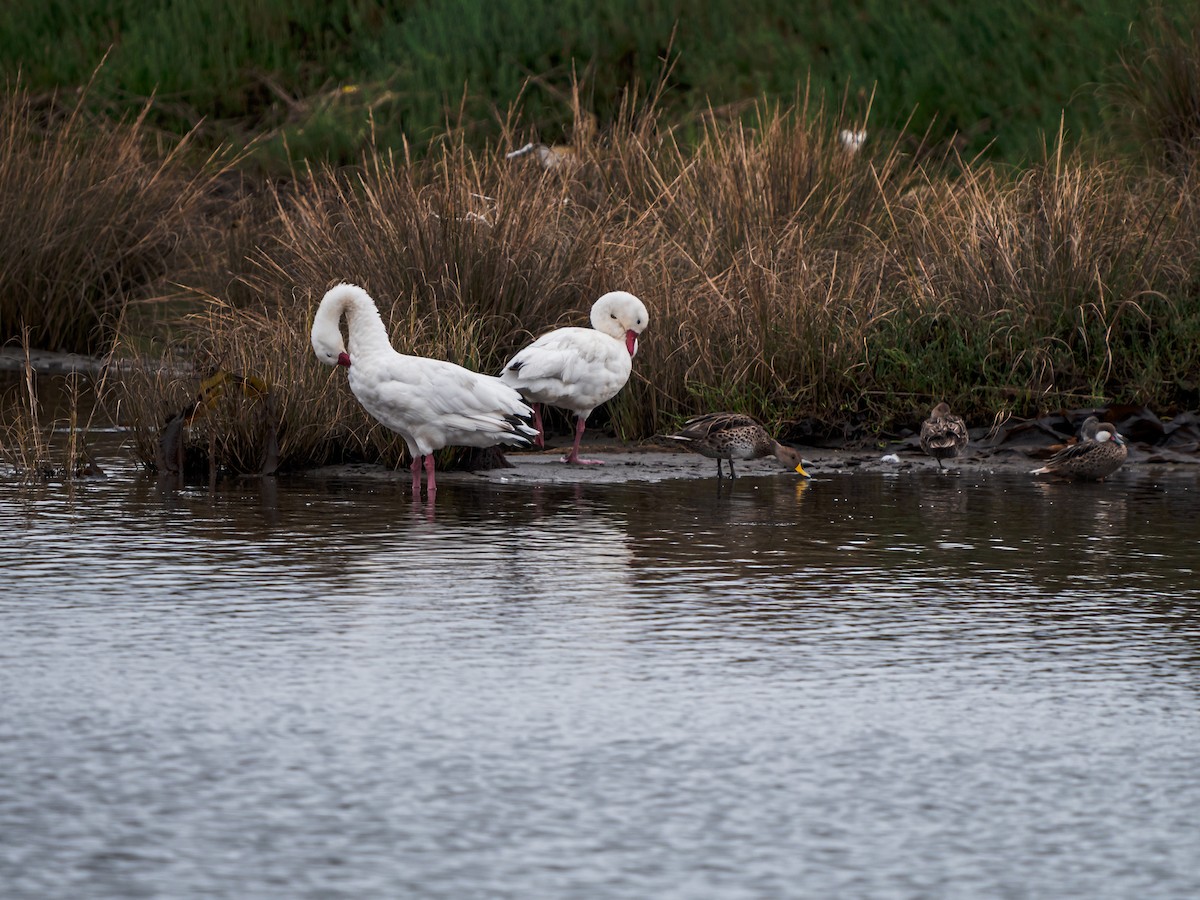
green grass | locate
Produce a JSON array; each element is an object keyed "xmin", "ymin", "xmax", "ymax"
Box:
[{"xmin": 1, "ymin": 1, "xmax": 1196, "ymax": 168}]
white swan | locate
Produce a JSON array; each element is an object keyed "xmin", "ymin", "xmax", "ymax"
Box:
[
  {"xmin": 311, "ymin": 283, "xmax": 537, "ymax": 496},
  {"xmin": 499, "ymin": 291, "xmax": 648, "ymax": 464}
]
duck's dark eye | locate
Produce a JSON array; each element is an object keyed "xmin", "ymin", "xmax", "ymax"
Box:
[{"xmin": 610, "ymin": 313, "xmax": 617, "ymax": 319}]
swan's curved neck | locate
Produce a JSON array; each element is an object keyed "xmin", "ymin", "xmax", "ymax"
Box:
[{"xmin": 323, "ymin": 285, "xmax": 393, "ymax": 356}]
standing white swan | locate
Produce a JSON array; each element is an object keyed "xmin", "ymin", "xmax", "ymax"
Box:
[
  {"xmin": 499, "ymin": 291, "xmax": 649, "ymax": 464},
  {"xmin": 311, "ymin": 283, "xmax": 537, "ymax": 496}
]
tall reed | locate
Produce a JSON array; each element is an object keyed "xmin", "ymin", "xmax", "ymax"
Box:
[{"xmin": 876, "ymin": 149, "xmax": 1200, "ymax": 422}]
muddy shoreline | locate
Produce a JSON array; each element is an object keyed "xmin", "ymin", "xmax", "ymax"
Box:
[{"xmin": 309, "ymin": 435, "xmax": 1200, "ymax": 487}]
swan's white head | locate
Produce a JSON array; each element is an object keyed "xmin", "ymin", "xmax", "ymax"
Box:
[
  {"xmin": 311, "ymin": 285, "xmax": 355, "ymax": 368},
  {"xmin": 311, "ymin": 323, "xmax": 351, "ymax": 368},
  {"xmin": 590, "ymin": 291, "xmax": 649, "ymax": 356}
]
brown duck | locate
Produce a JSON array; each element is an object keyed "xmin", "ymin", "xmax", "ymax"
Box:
[
  {"xmin": 665, "ymin": 412, "xmax": 809, "ymax": 479},
  {"xmin": 1031, "ymin": 416, "xmax": 1128, "ymax": 480},
  {"xmin": 919, "ymin": 402, "xmax": 969, "ymax": 468}
]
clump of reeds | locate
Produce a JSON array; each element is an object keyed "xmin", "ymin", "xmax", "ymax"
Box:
[
  {"xmin": 876, "ymin": 145, "xmax": 1200, "ymax": 423},
  {"xmin": 116, "ymin": 296, "xmax": 393, "ymax": 476},
  {"xmin": 608, "ymin": 93, "xmax": 923, "ymax": 438},
  {"xmin": 0, "ymin": 77, "xmax": 230, "ymax": 355},
  {"xmin": 0, "ymin": 337, "xmax": 105, "ymax": 479}
]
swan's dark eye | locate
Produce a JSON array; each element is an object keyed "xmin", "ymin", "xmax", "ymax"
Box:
[{"xmin": 610, "ymin": 313, "xmax": 617, "ymax": 319}]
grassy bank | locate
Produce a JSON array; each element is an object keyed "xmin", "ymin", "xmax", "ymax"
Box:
[
  {"xmin": 1, "ymin": 1, "xmax": 1194, "ymax": 169},
  {"xmin": 3, "ymin": 6, "xmax": 1200, "ymax": 476},
  {"xmin": 100, "ymin": 92, "xmax": 1200, "ymax": 475}
]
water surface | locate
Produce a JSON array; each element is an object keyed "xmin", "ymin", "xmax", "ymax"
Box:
[{"xmin": 4, "ymin": 448, "xmax": 1200, "ymax": 899}]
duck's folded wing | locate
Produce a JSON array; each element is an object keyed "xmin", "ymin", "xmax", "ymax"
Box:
[
  {"xmin": 680, "ymin": 412, "xmax": 759, "ymax": 439},
  {"xmin": 1044, "ymin": 440, "xmax": 1093, "ymax": 466}
]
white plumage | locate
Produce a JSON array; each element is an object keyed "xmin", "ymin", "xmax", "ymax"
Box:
[
  {"xmin": 311, "ymin": 283, "xmax": 536, "ymax": 495},
  {"xmin": 500, "ymin": 291, "xmax": 648, "ymax": 464}
]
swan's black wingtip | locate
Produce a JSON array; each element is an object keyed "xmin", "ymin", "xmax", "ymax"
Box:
[{"xmin": 504, "ymin": 411, "xmax": 539, "ymax": 446}]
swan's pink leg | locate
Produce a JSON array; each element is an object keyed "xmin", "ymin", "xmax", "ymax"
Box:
[
  {"xmin": 410, "ymin": 455, "xmax": 422, "ymax": 495},
  {"xmin": 424, "ymin": 453, "xmax": 437, "ymax": 497},
  {"xmin": 562, "ymin": 415, "xmax": 604, "ymax": 465},
  {"xmin": 531, "ymin": 403, "xmax": 545, "ymax": 449}
]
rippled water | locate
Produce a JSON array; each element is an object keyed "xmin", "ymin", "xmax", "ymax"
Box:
[{"xmin": 4, "ymin": 444, "xmax": 1200, "ymax": 899}]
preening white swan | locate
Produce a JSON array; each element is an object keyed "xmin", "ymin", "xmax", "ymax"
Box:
[
  {"xmin": 311, "ymin": 283, "xmax": 537, "ymax": 496},
  {"xmin": 499, "ymin": 291, "xmax": 648, "ymax": 464}
]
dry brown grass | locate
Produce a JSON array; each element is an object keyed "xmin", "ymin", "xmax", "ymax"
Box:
[
  {"xmin": 0, "ymin": 77, "xmax": 232, "ymax": 355},
  {"xmin": 117, "ymin": 299, "xmax": 374, "ymax": 476},
  {"xmin": 614, "ymin": 96, "xmax": 924, "ymax": 436}
]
